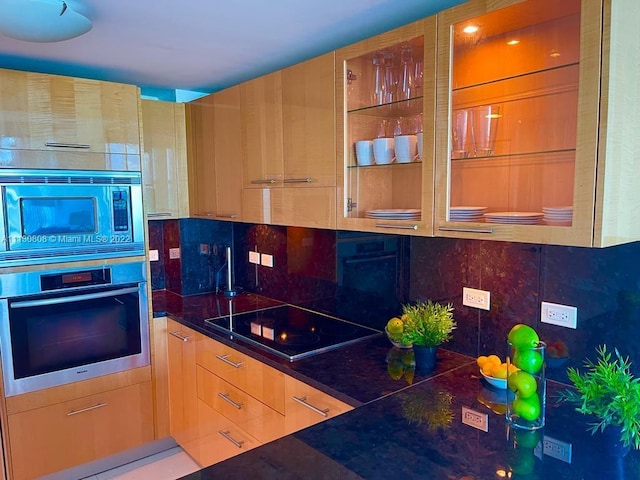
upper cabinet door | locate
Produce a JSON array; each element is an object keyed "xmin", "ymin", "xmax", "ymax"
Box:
[
  {"xmin": 240, "ymin": 71, "xmax": 284, "ymax": 187},
  {"xmin": 0, "ymin": 68, "xmax": 140, "ymax": 156},
  {"xmin": 281, "ymin": 52, "xmax": 336, "ymax": 187},
  {"xmin": 335, "ymin": 18, "xmax": 436, "ymax": 236},
  {"xmin": 434, "ymin": 0, "xmax": 607, "ymax": 246}
]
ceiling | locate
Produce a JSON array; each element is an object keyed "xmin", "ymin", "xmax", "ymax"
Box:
[{"xmin": 0, "ymin": 0, "xmax": 463, "ymax": 99}]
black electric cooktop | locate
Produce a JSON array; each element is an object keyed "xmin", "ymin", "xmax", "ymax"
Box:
[{"xmin": 205, "ymin": 305, "xmax": 381, "ymax": 361}]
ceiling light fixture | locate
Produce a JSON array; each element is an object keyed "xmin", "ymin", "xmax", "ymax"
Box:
[{"xmin": 0, "ymin": 0, "xmax": 92, "ymax": 43}]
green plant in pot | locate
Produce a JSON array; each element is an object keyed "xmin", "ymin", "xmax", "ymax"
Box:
[
  {"xmin": 556, "ymin": 345, "xmax": 640, "ymax": 454},
  {"xmin": 399, "ymin": 300, "xmax": 456, "ymax": 372}
]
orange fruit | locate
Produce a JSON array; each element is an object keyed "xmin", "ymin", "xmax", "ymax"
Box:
[
  {"xmin": 487, "ymin": 354, "xmax": 501, "ymax": 366},
  {"xmin": 476, "ymin": 355, "xmax": 489, "ymax": 368},
  {"xmin": 491, "ymin": 363, "xmax": 509, "ymax": 379},
  {"xmin": 482, "ymin": 362, "xmax": 496, "ymax": 376}
]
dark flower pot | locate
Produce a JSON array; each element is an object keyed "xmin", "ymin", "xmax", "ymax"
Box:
[
  {"xmin": 599, "ymin": 425, "xmax": 631, "ymax": 458},
  {"xmin": 413, "ymin": 345, "xmax": 438, "ymax": 373}
]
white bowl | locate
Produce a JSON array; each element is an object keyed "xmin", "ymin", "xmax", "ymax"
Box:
[
  {"xmin": 385, "ymin": 327, "xmax": 412, "ymax": 349},
  {"xmin": 480, "ymin": 370, "xmax": 507, "ymax": 389}
]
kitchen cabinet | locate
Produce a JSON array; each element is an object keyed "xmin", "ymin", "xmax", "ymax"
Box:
[
  {"xmin": 186, "ymin": 85, "xmax": 243, "ymax": 221},
  {"xmin": 141, "ymin": 99, "xmax": 189, "ymax": 219},
  {"xmin": 0, "ymin": 67, "xmax": 141, "ymax": 170},
  {"xmin": 4, "ymin": 367, "xmax": 153, "ymax": 480},
  {"xmin": 434, "ymin": 0, "xmax": 640, "ymax": 247},
  {"xmin": 335, "ymin": 18, "xmax": 435, "ymax": 236},
  {"xmin": 241, "ymin": 53, "xmax": 337, "ymax": 229}
]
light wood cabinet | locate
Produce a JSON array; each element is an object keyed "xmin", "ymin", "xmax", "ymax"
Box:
[
  {"xmin": 433, "ymin": 0, "xmax": 640, "ymax": 247},
  {"xmin": 186, "ymin": 86, "xmax": 243, "ymax": 221},
  {"xmin": 0, "ymin": 67, "xmax": 141, "ymax": 170},
  {"xmin": 6, "ymin": 381, "xmax": 153, "ymax": 480},
  {"xmin": 284, "ymin": 375, "xmax": 353, "ymax": 433},
  {"xmin": 141, "ymin": 100, "xmax": 189, "ymax": 219},
  {"xmin": 335, "ymin": 19, "xmax": 435, "ymax": 236}
]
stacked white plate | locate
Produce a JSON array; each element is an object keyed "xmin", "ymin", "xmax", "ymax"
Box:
[
  {"xmin": 543, "ymin": 206, "xmax": 573, "ymax": 226},
  {"xmin": 365, "ymin": 208, "xmax": 421, "ymax": 220},
  {"xmin": 484, "ymin": 212, "xmax": 544, "ymax": 225},
  {"xmin": 450, "ymin": 206, "xmax": 487, "ymax": 222}
]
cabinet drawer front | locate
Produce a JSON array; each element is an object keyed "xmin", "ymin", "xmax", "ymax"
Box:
[
  {"xmin": 195, "ymin": 399, "xmax": 262, "ymax": 467},
  {"xmin": 196, "ymin": 337, "xmax": 285, "ymax": 413},
  {"xmin": 284, "ymin": 376, "xmax": 353, "ymax": 433},
  {"xmin": 7, "ymin": 381, "xmax": 153, "ymax": 480},
  {"xmin": 196, "ymin": 365, "xmax": 286, "ymax": 443}
]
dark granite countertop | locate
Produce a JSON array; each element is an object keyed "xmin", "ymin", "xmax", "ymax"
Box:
[{"xmin": 153, "ymin": 290, "xmax": 640, "ymax": 479}]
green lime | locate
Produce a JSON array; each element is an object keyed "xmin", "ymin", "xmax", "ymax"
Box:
[
  {"xmin": 513, "ymin": 349, "xmax": 543, "ymax": 374},
  {"xmin": 508, "ymin": 324, "xmax": 540, "ymax": 349}
]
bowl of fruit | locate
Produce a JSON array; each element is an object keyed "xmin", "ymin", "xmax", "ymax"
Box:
[
  {"xmin": 477, "ymin": 354, "xmax": 517, "ymax": 389},
  {"xmin": 385, "ymin": 316, "xmax": 412, "ymax": 349}
]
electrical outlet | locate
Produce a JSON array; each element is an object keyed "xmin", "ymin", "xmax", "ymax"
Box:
[
  {"xmin": 249, "ymin": 251, "xmax": 260, "ymax": 264},
  {"xmin": 463, "ymin": 287, "xmax": 490, "ymax": 310},
  {"xmin": 261, "ymin": 253, "xmax": 273, "ymax": 268},
  {"xmin": 461, "ymin": 407, "xmax": 488, "ymax": 432},
  {"xmin": 169, "ymin": 247, "xmax": 180, "ymax": 260},
  {"xmin": 543, "ymin": 435, "xmax": 572, "ymax": 463},
  {"xmin": 541, "ymin": 302, "xmax": 577, "ymax": 329},
  {"xmin": 148, "ymin": 249, "xmax": 159, "ymax": 262}
]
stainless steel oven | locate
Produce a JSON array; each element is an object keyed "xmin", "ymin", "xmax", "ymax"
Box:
[
  {"xmin": 0, "ymin": 260, "xmax": 149, "ymax": 397},
  {"xmin": 0, "ymin": 169, "xmax": 144, "ymax": 267}
]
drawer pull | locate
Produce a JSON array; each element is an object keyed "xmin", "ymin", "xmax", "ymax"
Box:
[
  {"xmin": 438, "ymin": 226, "xmax": 494, "ymax": 234},
  {"xmin": 216, "ymin": 214, "xmax": 238, "ymax": 219},
  {"xmin": 169, "ymin": 331, "xmax": 189, "ymax": 342},
  {"xmin": 250, "ymin": 179, "xmax": 277, "ymax": 184},
  {"xmin": 375, "ymin": 223, "xmax": 418, "ymax": 230},
  {"xmin": 67, "ymin": 402, "xmax": 107, "ymax": 416},
  {"xmin": 283, "ymin": 177, "xmax": 312, "ymax": 183},
  {"xmin": 147, "ymin": 212, "xmax": 173, "ymax": 218},
  {"xmin": 215, "ymin": 354, "xmax": 243, "ymax": 368},
  {"xmin": 218, "ymin": 392, "xmax": 243, "ymax": 409},
  {"xmin": 45, "ymin": 142, "xmax": 91, "ymax": 149},
  {"xmin": 218, "ymin": 430, "xmax": 244, "ymax": 448},
  {"xmin": 292, "ymin": 396, "xmax": 329, "ymax": 417}
]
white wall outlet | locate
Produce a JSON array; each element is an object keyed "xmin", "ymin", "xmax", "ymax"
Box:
[
  {"xmin": 543, "ymin": 435, "xmax": 572, "ymax": 463},
  {"xmin": 463, "ymin": 287, "xmax": 490, "ymax": 310},
  {"xmin": 249, "ymin": 251, "xmax": 260, "ymax": 264},
  {"xmin": 541, "ymin": 302, "xmax": 577, "ymax": 329},
  {"xmin": 169, "ymin": 247, "xmax": 181, "ymax": 260},
  {"xmin": 261, "ymin": 253, "xmax": 273, "ymax": 268},
  {"xmin": 149, "ymin": 249, "xmax": 159, "ymax": 262},
  {"xmin": 461, "ymin": 407, "xmax": 488, "ymax": 432}
]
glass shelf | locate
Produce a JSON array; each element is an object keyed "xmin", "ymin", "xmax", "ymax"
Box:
[
  {"xmin": 450, "ymin": 148, "xmax": 575, "ymax": 162},
  {"xmin": 347, "ymin": 96, "xmax": 423, "ymax": 117}
]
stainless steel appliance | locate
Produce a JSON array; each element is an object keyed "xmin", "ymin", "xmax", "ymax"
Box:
[
  {"xmin": 206, "ymin": 305, "xmax": 380, "ymax": 361},
  {"xmin": 0, "ymin": 260, "xmax": 150, "ymax": 396},
  {"xmin": 0, "ymin": 169, "xmax": 144, "ymax": 267}
]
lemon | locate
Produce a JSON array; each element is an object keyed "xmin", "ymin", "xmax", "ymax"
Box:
[{"xmin": 386, "ymin": 317, "xmax": 404, "ymax": 336}]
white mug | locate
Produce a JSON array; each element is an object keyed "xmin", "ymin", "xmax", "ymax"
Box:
[
  {"xmin": 355, "ymin": 140, "xmax": 374, "ymax": 166},
  {"xmin": 373, "ymin": 137, "xmax": 394, "ymax": 165},
  {"xmin": 394, "ymin": 135, "xmax": 417, "ymax": 163},
  {"xmin": 417, "ymin": 132, "xmax": 423, "ymax": 160}
]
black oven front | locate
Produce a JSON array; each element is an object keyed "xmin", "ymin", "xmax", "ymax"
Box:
[{"xmin": 0, "ymin": 261, "xmax": 149, "ymax": 397}]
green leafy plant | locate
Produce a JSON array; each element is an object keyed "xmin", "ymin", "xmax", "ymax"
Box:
[
  {"xmin": 399, "ymin": 300, "xmax": 456, "ymax": 348},
  {"xmin": 556, "ymin": 345, "xmax": 640, "ymax": 450}
]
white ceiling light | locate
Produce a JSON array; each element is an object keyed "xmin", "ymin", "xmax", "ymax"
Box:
[{"xmin": 0, "ymin": 0, "xmax": 92, "ymax": 43}]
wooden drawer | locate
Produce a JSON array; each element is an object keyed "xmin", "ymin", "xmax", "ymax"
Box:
[
  {"xmin": 196, "ymin": 336, "xmax": 285, "ymax": 413},
  {"xmin": 7, "ymin": 381, "xmax": 153, "ymax": 480},
  {"xmin": 194, "ymin": 398, "xmax": 262, "ymax": 467},
  {"xmin": 284, "ymin": 375, "xmax": 353, "ymax": 434},
  {"xmin": 196, "ymin": 365, "xmax": 286, "ymax": 443}
]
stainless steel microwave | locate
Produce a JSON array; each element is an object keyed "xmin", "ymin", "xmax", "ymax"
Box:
[{"xmin": 0, "ymin": 169, "xmax": 144, "ymax": 266}]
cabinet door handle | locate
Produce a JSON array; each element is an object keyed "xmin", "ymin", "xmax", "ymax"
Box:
[
  {"xmin": 216, "ymin": 214, "xmax": 238, "ymax": 219},
  {"xmin": 218, "ymin": 392, "xmax": 243, "ymax": 409},
  {"xmin": 44, "ymin": 142, "xmax": 91, "ymax": 149},
  {"xmin": 250, "ymin": 179, "xmax": 277, "ymax": 184},
  {"xmin": 215, "ymin": 354, "xmax": 243, "ymax": 368},
  {"xmin": 169, "ymin": 331, "xmax": 189, "ymax": 342},
  {"xmin": 375, "ymin": 223, "xmax": 418, "ymax": 230},
  {"xmin": 438, "ymin": 226, "xmax": 494, "ymax": 234},
  {"xmin": 194, "ymin": 213, "xmax": 216, "ymax": 217},
  {"xmin": 147, "ymin": 212, "xmax": 173, "ymax": 218},
  {"xmin": 283, "ymin": 177, "xmax": 313, "ymax": 183},
  {"xmin": 218, "ymin": 430, "xmax": 244, "ymax": 448},
  {"xmin": 67, "ymin": 402, "xmax": 107, "ymax": 416},
  {"xmin": 292, "ymin": 396, "xmax": 329, "ymax": 417}
]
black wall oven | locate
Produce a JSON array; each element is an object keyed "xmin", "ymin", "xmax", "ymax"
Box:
[{"xmin": 0, "ymin": 260, "xmax": 149, "ymax": 397}]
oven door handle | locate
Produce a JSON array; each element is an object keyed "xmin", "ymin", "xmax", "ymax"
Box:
[{"xmin": 10, "ymin": 286, "xmax": 139, "ymax": 309}]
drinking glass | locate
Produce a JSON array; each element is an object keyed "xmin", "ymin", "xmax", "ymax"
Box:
[
  {"xmin": 384, "ymin": 53, "xmax": 399, "ymax": 103},
  {"xmin": 371, "ymin": 53, "xmax": 387, "ymax": 106},
  {"xmin": 451, "ymin": 109, "xmax": 470, "ymax": 159},
  {"xmin": 399, "ymin": 45, "xmax": 415, "ymax": 100},
  {"xmin": 506, "ymin": 341, "xmax": 546, "ymax": 430},
  {"xmin": 472, "ymin": 105, "xmax": 501, "ymax": 157}
]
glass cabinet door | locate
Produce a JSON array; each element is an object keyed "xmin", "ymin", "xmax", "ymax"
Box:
[
  {"xmin": 435, "ymin": 0, "xmax": 601, "ymax": 246},
  {"xmin": 336, "ymin": 18, "xmax": 435, "ymax": 236}
]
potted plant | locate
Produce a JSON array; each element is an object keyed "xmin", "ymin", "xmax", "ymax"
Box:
[
  {"xmin": 556, "ymin": 345, "xmax": 640, "ymax": 455},
  {"xmin": 399, "ymin": 300, "xmax": 456, "ymax": 372}
]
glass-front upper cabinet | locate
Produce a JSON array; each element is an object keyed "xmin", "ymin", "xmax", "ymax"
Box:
[
  {"xmin": 336, "ymin": 18, "xmax": 436, "ymax": 236},
  {"xmin": 435, "ymin": 0, "xmax": 603, "ymax": 246}
]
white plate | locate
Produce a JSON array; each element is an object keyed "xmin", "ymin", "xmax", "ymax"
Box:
[
  {"xmin": 366, "ymin": 209, "xmax": 421, "ymax": 215},
  {"xmin": 485, "ymin": 212, "xmax": 544, "ymax": 218},
  {"xmin": 450, "ymin": 206, "xmax": 488, "ymax": 212},
  {"xmin": 480, "ymin": 371, "xmax": 507, "ymax": 389}
]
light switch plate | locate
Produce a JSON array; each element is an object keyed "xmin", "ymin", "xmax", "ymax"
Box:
[
  {"xmin": 249, "ymin": 251, "xmax": 260, "ymax": 264},
  {"xmin": 169, "ymin": 248, "xmax": 181, "ymax": 260},
  {"xmin": 148, "ymin": 249, "xmax": 159, "ymax": 262},
  {"xmin": 261, "ymin": 253, "xmax": 273, "ymax": 267}
]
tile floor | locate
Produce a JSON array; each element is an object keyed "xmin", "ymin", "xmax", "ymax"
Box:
[{"xmin": 81, "ymin": 447, "xmax": 200, "ymax": 480}]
